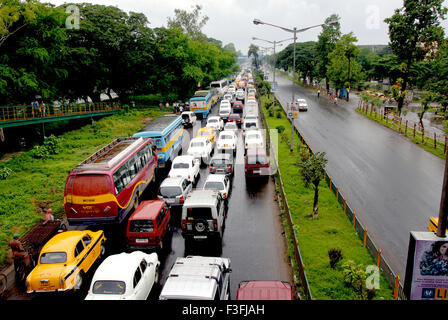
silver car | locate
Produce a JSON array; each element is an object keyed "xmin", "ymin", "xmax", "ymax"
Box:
[{"xmin": 158, "ymin": 177, "xmax": 193, "ymax": 207}]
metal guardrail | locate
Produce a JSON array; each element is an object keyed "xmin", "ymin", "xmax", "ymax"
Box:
[
  {"xmin": 0, "ymin": 102, "xmax": 120, "ymax": 124},
  {"xmin": 258, "ymin": 92, "xmax": 313, "ymax": 300}
]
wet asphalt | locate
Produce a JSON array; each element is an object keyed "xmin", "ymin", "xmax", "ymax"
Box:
[
  {"xmin": 5, "ymin": 97, "xmax": 294, "ymax": 301},
  {"xmin": 272, "ymin": 72, "xmax": 445, "ymax": 280}
]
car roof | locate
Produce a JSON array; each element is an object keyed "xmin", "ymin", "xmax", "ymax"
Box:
[
  {"xmin": 211, "ymin": 153, "xmax": 233, "ymax": 160},
  {"xmin": 184, "ymin": 189, "xmax": 219, "ymax": 206},
  {"xmin": 190, "ymin": 137, "xmax": 208, "ymax": 143},
  {"xmin": 160, "ymin": 177, "xmax": 185, "ymax": 187},
  {"xmin": 236, "ymin": 281, "xmax": 293, "ymax": 300},
  {"xmin": 92, "ymin": 252, "xmax": 156, "ymax": 284},
  {"xmin": 219, "ymin": 130, "xmax": 235, "ymax": 136},
  {"xmin": 173, "ymin": 155, "xmax": 194, "ymax": 163},
  {"xmin": 205, "ymin": 174, "xmax": 227, "ymax": 183},
  {"xmin": 41, "ymin": 230, "xmax": 94, "ymax": 254},
  {"xmin": 129, "ymin": 200, "xmax": 165, "ymax": 220}
]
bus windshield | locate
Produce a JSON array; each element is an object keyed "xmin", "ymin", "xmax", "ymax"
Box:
[{"xmin": 68, "ymin": 174, "xmax": 112, "ymax": 196}]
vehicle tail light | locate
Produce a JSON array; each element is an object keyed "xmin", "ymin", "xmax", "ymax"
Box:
[
  {"xmin": 213, "ymin": 219, "xmax": 218, "ymax": 230},
  {"xmin": 179, "ymin": 195, "xmax": 184, "ymax": 204},
  {"xmin": 223, "ymin": 193, "xmax": 227, "ymax": 198},
  {"xmin": 188, "ymin": 175, "xmax": 190, "ymax": 180},
  {"xmin": 245, "ymin": 168, "xmax": 247, "ymax": 173},
  {"xmin": 181, "ymin": 219, "xmax": 187, "ymax": 230}
]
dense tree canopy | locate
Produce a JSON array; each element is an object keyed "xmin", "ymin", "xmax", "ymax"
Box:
[{"xmin": 0, "ymin": 1, "xmax": 238, "ymax": 106}]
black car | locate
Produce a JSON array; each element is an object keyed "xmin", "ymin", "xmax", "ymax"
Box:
[{"xmin": 209, "ymin": 153, "xmax": 234, "ymax": 176}]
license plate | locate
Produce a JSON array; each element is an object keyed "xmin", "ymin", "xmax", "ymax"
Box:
[
  {"xmin": 253, "ymin": 170, "xmax": 261, "ymax": 174},
  {"xmin": 40, "ymin": 280, "xmax": 49, "ymax": 286},
  {"xmin": 217, "ymin": 170, "xmax": 224, "ymax": 173},
  {"xmin": 194, "ymin": 235, "xmax": 207, "ymax": 239},
  {"xmin": 166, "ymin": 198, "xmax": 175, "ymax": 203},
  {"xmin": 224, "ymin": 144, "xmax": 228, "ymax": 147},
  {"xmin": 136, "ymin": 238, "xmax": 149, "ymax": 243}
]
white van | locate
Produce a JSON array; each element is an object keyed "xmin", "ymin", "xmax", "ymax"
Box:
[
  {"xmin": 210, "ymin": 79, "xmax": 228, "ymax": 97},
  {"xmin": 159, "ymin": 256, "xmax": 232, "ymax": 300}
]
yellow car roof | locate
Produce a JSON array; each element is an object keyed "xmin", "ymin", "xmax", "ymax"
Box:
[{"xmin": 41, "ymin": 230, "xmax": 91, "ymax": 254}]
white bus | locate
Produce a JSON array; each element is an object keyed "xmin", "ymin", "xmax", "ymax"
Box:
[{"xmin": 209, "ymin": 79, "xmax": 229, "ymax": 97}]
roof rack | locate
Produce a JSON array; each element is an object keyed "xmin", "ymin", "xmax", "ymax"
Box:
[{"xmin": 71, "ymin": 137, "xmax": 145, "ymax": 172}]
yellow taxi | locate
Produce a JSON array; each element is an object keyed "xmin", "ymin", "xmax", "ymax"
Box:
[
  {"xmin": 196, "ymin": 127, "xmax": 217, "ymax": 144},
  {"xmin": 26, "ymin": 230, "xmax": 106, "ymax": 293},
  {"xmin": 246, "ymin": 96, "xmax": 257, "ymax": 103}
]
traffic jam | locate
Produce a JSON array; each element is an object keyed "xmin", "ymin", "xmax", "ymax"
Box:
[{"xmin": 10, "ymin": 67, "xmax": 295, "ymax": 301}]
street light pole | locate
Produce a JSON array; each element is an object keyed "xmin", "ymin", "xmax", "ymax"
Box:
[{"xmin": 290, "ymin": 27, "xmax": 297, "ymax": 153}]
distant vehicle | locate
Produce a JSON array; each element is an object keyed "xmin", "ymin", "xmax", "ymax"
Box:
[
  {"xmin": 189, "ymin": 90, "xmax": 216, "ymax": 119},
  {"xmin": 85, "ymin": 251, "xmax": 160, "ymax": 300},
  {"xmin": 232, "ymin": 100, "xmax": 244, "ymax": 115},
  {"xmin": 64, "ymin": 137, "xmax": 157, "ymax": 226},
  {"xmin": 159, "ymin": 256, "xmax": 232, "ymax": 300},
  {"xmin": 245, "ymin": 150, "xmax": 270, "ymax": 178},
  {"xmin": 181, "ymin": 189, "xmax": 226, "ymax": 244},
  {"xmin": 224, "ymin": 121, "xmax": 238, "ymax": 132},
  {"xmin": 210, "ymin": 79, "xmax": 229, "ymax": 98},
  {"xmin": 209, "ymin": 153, "xmax": 234, "ymax": 176},
  {"xmin": 236, "ymin": 281, "xmax": 294, "ymax": 300},
  {"xmin": 244, "ymin": 130, "xmax": 264, "ymax": 150},
  {"xmin": 167, "ymin": 155, "xmax": 200, "ymax": 184},
  {"xmin": 133, "ymin": 114, "xmax": 183, "ymax": 169},
  {"xmin": 126, "ymin": 200, "xmax": 171, "ymax": 251},
  {"xmin": 248, "ymin": 88, "xmax": 256, "ymax": 95},
  {"xmin": 223, "ymin": 93, "xmax": 233, "ymax": 101},
  {"xmin": 228, "ymin": 113, "xmax": 242, "ymax": 127},
  {"xmin": 218, "ymin": 107, "xmax": 231, "ymax": 121},
  {"xmin": 220, "ymin": 99, "xmax": 232, "ymax": 110},
  {"xmin": 206, "ymin": 116, "xmax": 224, "ymax": 131},
  {"xmin": 26, "ymin": 230, "xmax": 106, "ymax": 293},
  {"xmin": 296, "ymin": 98, "xmax": 308, "ymax": 111},
  {"xmin": 158, "ymin": 177, "xmax": 193, "ymax": 207},
  {"xmin": 203, "ymin": 174, "xmax": 231, "ymax": 200},
  {"xmin": 181, "ymin": 111, "xmax": 197, "ymax": 127},
  {"xmin": 196, "ymin": 127, "xmax": 217, "ymax": 146},
  {"xmin": 242, "ymin": 119, "xmax": 259, "ymax": 135},
  {"xmin": 235, "ymin": 90, "xmax": 245, "ymax": 102},
  {"xmin": 187, "ymin": 137, "xmax": 214, "ymax": 166},
  {"xmin": 216, "ymin": 130, "xmax": 237, "ymax": 155}
]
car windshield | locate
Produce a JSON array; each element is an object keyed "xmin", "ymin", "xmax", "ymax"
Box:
[
  {"xmin": 225, "ymin": 124, "xmax": 237, "ymax": 129},
  {"xmin": 173, "ymin": 163, "xmax": 189, "ymax": 169},
  {"xmin": 92, "ymin": 281, "xmax": 126, "ymax": 295},
  {"xmin": 159, "ymin": 186, "xmax": 182, "ymax": 197},
  {"xmin": 220, "ymin": 135, "xmax": 233, "ymax": 140},
  {"xmin": 246, "ymin": 122, "xmax": 257, "ymax": 128},
  {"xmin": 248, "ymin": 155, "xmax": 268, "ymax": 165},
  {"xmin": 190, "ymin": 141, "xmax": 204, "ymax": 148},
  {"xmin": 186, "ymin": 207, "xmax": 212, "ymax": 220},
  {"xmin": 204, "ymin": 182, "xmax": 224, "ymax": 190},
  {"xmin": 211, "ymin": 158, "xmax": 231, "ymax": 165},
  {"xmin": 182, "ymin": 114, "xmax": 190, "ymax": 119},
  {"xmin": 40, "ymin": 252, "xmax": 67, "ymax": 264},
  {"xmin": 129, "ymin": 220, "xmax": 154, "ymax": 233},
  {"xmin": 198, "ymin": 131, "xmax": 210, "ymax": 136},
  {"xmin": 208, "ymin": 119, "xmax": 217, "ymax": 123}
]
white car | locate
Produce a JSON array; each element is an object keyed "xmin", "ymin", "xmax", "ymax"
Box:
[
  {"xmin": 216, "ymin": 130, "xmax": 237, "ymax": 154},
  {"xmin": 85, "ymin": 251, "xmax": 160, "ymax": 300},
  {"xmin": 206, "ymin": 116, "xmax": 224, "ymax": 131},
  {"xmin": 296, "ymin": 98, "xmax": 308, "ymax": 111},
  {"xmin": 235, "ymin": 90, "xmax": 245, "ymax": 101},
  {"xmin": 242, "ymin": 118, "xmax": 259, "ymax": 135},
  {"xmin": 224, "ymin": 121, "xmax": 238, "ymax": 132},
  {"xmin": 203, "ymin": 174, "xmax": 231, "ymax": 200},
  {"xmin": 227, "ymin": 86, "xmax": 236, "ymax": 95},
  {"xmin": 168, "ymin": 155, "xmax": 200, "ymax": 184},
  {"xmin": 218, "ymin": 105, "xmax": 232, "ymax": 121},
  {"xmin": 243, "ymin": 113, "xmax": 258, "ymax": 121},
  {"xmin": 248, "ymin": 88, "xmax": 256, "ymax": 95},
  {"xmin": 244, "ymin": 130, "xmax": 264, "ymax": 151},
  {"xmin": 187, "ymin": 137, "xmax": 214, "ymax": 166},
  {"xmin": 220, "ymin": 100, "xmax": 232, "ymax": 110},
  {"xmin": 223, "ymin": 93, "xmax": 233, "ymax": 101}
]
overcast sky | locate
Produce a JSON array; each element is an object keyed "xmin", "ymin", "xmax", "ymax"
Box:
[{"xmin": 48, "ymin": 0, "xmax": 448, "ymax": 55}]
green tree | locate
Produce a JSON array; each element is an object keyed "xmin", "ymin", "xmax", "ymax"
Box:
[
  {"xmin": 167, "ymin": 4, "xmax": 209, "ymax": 41},
  {"xmin": 424, "ymin": 38, "xmax": 448, "ymax": 112},
  {"xmin": 296, "ymin": 151, "xmax": 328, "ymax": 219},
  {"xmin": 385, "ymin": 0, "xmax": 447, "ymax": 115},
  {"xmin": 0, "ymin": 0, "xmax": 38, "ymax": 48},
  {"xmin": 327, "ymin": 33, "xmax": 363, "ymax": 98},
  {"xmin": 248, "ymin": 44, "xmax": 260, "ymax": 68},
  {"xmin": 316, "ymin": 14, "xmax": 341, "ymax": 91}
]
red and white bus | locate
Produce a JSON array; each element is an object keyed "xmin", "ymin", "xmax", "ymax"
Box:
[{"xmin": 64, "ymin": 137, "xmax": 157, "ymax": 226}]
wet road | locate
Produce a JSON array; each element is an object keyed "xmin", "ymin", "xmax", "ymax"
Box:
[
  {"xmin": 6, "ymin": 98, "xmax": 293, "ymax": 300},
  {"xmin": 272, "ymin": 71, "xmax": 445, "ymax": 280}
]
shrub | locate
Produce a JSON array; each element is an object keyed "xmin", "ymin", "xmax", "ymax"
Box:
[
  {"xmin": 276, "ymin": 125, "xmax": 285, "ymax": 134},
  {"xmin": 0, "ymin": 166, "xmax": 12, "ymax": 180},
  {"xmin": 328, "ymin": 247, "xmax": 343, "ymax": 268},
  {"xmin": 276, "ymin": 108, "xmax": 283, "ymax": 118},
  {"xmin": 31, "ymin": 135, "xmax": 61, "ymax": 159},
  {"xmin": 342, "ymin": 260, "xmax": 366, "ymax": 298}
]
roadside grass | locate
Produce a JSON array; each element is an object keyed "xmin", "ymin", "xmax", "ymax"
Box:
[
  {"xmin": 262, "ymin": 99, "xmax": 394, "ymax": 300},
  {"xmin": 356, "ymin": 108, "xmax": 447, "ymax": 160},
  {"xmin": 0, "ymin": 108, "xmax": 165, "ymax": 267}
]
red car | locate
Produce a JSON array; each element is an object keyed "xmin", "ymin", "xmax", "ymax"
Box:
[
  {"xmin": 236, "ymin": 281, "xmax": 294, "ymax": 300},
  {"xmin": 232, "ymin": 100, "xmax": 244, "ymax": 115},
  {"xmin": 126, "ymin": 200, "xmax": 171, "ymax": 251},
  {"xmin": 228, "ymin": 113, "xmax": 242, "ymax": 127},
  {"xmin": 244, "ymin": 150, "xmax": 270, "ymax": 178}
]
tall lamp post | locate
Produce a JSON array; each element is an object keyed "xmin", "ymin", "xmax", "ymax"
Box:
[{"xmin": 253, "ymin": 18, "xmax": 338, "ymax": 152}]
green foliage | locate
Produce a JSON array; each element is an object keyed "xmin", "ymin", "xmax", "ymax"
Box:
[
  {"xmin": 31, "ymin": 134, "xmax": 61, "ymax": 159},
  {"xmin": 276, "ymin": 125, "xmax": 285, "ymax": 133},
  {"xmin": 167, "ymin": 4, "xmax": 209, "ymax": 41},
  {"xmin": 328, "ymin": 248, "xmax": 343, "ymax": 268},
  {"xmin": 342, "ymin": 260, "xmax": 366, "ymax": 297},
  {"xmin": 0, "ymin": 166, "xmax": 12, "ymax": 180},
  {"xmin": 296, "ymin": 151, "xmax": 328, "ymax": 189}
]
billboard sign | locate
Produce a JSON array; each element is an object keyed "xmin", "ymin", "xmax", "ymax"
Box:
[{"xmin": 404, "ymin": 231, "xmax": 448, "ymax": 300}]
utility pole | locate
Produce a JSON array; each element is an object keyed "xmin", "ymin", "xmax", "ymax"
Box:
[{"xmin": 437, "ymin": 152, "xmax": 448, "ymax": 237}]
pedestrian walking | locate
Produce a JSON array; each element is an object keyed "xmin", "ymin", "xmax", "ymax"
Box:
[
  {"xmin": 165, "ymin": 102, "xmax": 170, "ymax": 110},
  {"xmin": 32, "ymin": 100, "xmax": 39, "ymax": 116},
  {"xmin": 334, "ymin": 97, "xmax": 338, "ymax": 105},
  {"xmin": 159, "ymin": 102, "xmax": 163, "ymax": 111},
  {"xmin": 317, "ymin": 89, "xmax": 320, "ymax": 99},
  {"xmin": 40, "ymin": 101, "xmax": 46, "ymax": 117}
]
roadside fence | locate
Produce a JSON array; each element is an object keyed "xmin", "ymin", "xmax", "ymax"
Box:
[
  {"xmin": 357, "ymin": 100, "xmax": 447, "ymax": 154},
  {"xmin": 263, "ymin": 91, "xmax": 405, "ymax": 300},
  {"xmin": 258, "ymin": 93, "xmax": 313, "ymax": 300}
]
